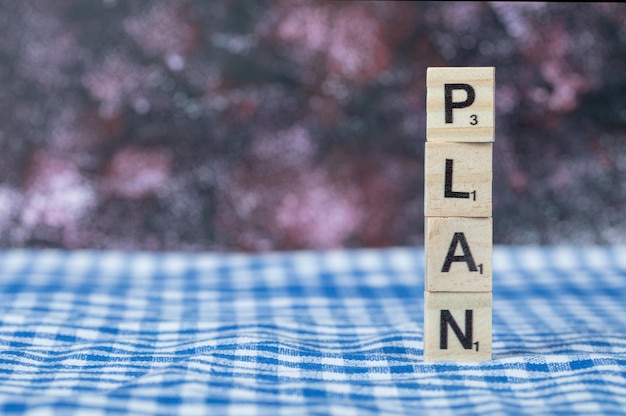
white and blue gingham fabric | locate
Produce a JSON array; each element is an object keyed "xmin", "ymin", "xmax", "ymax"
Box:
[{"xmin": 0, "ymin": 246, "xmax": 624, "ymax": 415}]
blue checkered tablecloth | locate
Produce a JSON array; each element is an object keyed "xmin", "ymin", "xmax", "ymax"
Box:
[{"xmin": 0, "ymin": 247, "xmax": 624, "ymax": 415}]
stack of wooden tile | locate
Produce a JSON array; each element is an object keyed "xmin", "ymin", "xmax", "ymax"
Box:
[{"xmin": 424, "ymin": 67, "xmax": 494, "ymax": 361}]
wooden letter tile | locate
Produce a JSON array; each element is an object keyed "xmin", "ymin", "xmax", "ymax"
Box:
[
  {"xmin": 424, "ymin": 142, "xmax": 492, "ymax": 218},
  {"xmin": 424, "ymin": 291, "xmax": 492, "ymax": 361},
  {"xmin": 426, "ymin": 67, "xmax": 494, "ymax": 142},
  {"xmin": 425, "ymin": 217, "xmax": 492, "ymax": 292}
]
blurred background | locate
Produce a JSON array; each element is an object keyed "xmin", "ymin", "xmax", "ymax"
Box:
[{"xmin": 0, "ymin": 1, "xmax": 625, "ymax": 251}]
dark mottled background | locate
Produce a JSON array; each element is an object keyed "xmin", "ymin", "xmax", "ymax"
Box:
[{"xmin": 0, "ymin": 1, "xmax": 625, "ymax": 251}]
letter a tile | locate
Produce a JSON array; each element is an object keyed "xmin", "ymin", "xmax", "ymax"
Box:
[
  {"xmin": 425, "ymin": 217, "xmax": 492, "ymax": 292},
  {"xmin": 427, "ymin": 67, "xmax": 494, "ymax": 142},
  {"xmin": 424, "ymin": 291, "xmax": 492, "ymax": 361}
]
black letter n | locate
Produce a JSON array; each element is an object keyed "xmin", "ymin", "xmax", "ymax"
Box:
[{"xmin": 440, "ymin": 309, "xmax": 473, "ymax": 350}]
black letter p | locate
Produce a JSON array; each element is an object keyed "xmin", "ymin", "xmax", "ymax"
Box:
[{"xmin": 445, "ymin": 83, "xmax": 475, "ymax": 124}]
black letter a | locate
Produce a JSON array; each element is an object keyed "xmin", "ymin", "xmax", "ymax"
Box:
[
  {"xmin": 440, "ymin": 310, "xmax": 473, "ymax": 349},
  {"xmin": 441, "ymin": 232, "xmax": 478, "ymax": 272}
]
